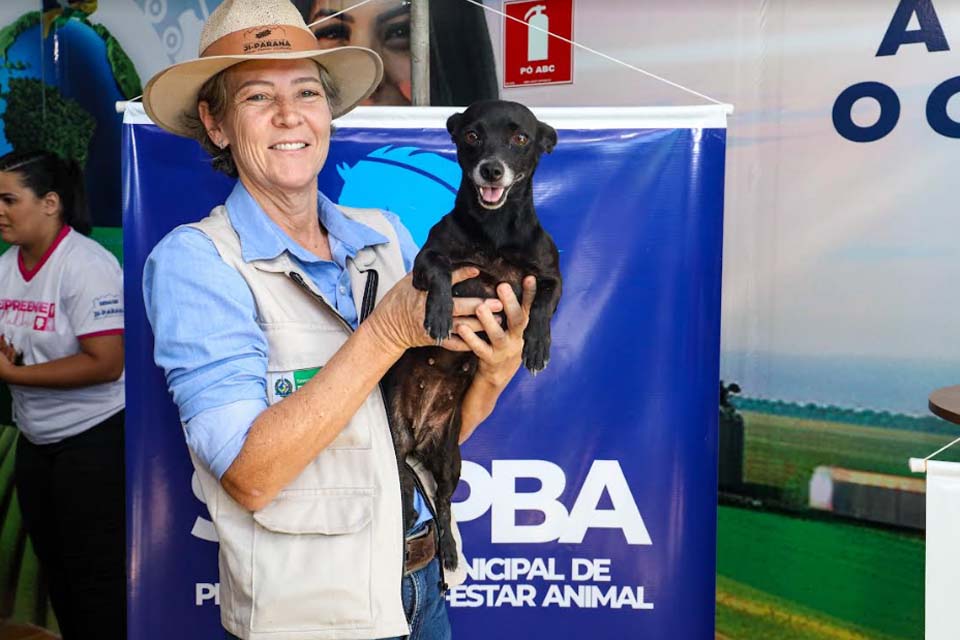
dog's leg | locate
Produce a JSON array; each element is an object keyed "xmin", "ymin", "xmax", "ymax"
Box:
[
  {"xmin": 523, "ymin": 274, "xmax": 562, "ymax": 372},
  {"xmin": 413, "ymin": 249, "xmax": 456, "ymax": 341},
  {"xmin": 423, "ymin": 423, "xmax": 462, "ymax": 571},
  {"xmin": 387, "ymin": 388, "xmax": 419, "ymax": 531}
]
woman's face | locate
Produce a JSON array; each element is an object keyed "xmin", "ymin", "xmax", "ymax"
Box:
[
  {"xmin": 208, "ymin": 58, "xmax": 333, "ymax": 195},
  {"xmin": 308, "ymin": 0, "xmax": 412, "ymax": 105},
  {"xmin": 0, "ymin": 172, "xmax": 58, "ymax": 246}
]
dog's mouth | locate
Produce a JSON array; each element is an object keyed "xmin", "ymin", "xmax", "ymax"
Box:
[
  {"xmin": 474, "ymin": 174, "xmax": 524, "ymax": 210},
  {"xmin": 476, "ymin": 185, "xmax": 509, "ymax": 209}
]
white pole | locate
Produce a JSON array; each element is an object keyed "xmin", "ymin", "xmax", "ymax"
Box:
[
  {"xmin": 410, "ymin": 0, "xmax": 430, "ymax": 105},
  {"xmin": 925, "ymin": 460, "xmax": 960, "ymax": 639}
]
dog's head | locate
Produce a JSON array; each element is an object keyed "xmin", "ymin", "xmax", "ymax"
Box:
[{"xmin": 446, "ymin": 100, "xmax": 557, "ymax": 211}]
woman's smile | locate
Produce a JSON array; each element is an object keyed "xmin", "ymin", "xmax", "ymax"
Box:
[{"xmin": 269, "ymin": 141, "xmax": 310, "ymax": 151}]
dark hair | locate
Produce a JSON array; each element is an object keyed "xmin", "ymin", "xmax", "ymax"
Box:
[
  {"xmin": 295, "ymin": 0, "xmax": 498, "ymax": 106},
  {"xmin": 179, "ymin": 62, "xmax": 341, "ymax": 178},
  {"xmin": 0, "ymin": 150, "xmax": 91, "ymax": 235},
  {"xmin": 429, "ymin": 1, "xmax": 498, "ymax": 105}
]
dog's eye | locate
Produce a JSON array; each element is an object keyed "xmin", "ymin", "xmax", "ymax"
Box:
[
  {"xmin": 511, "ymin": 133, "xmax": 530, "ymax": 146},
  {"xmin": 464, "ymin": 131, "xmax": 481, "ymax": 145}
]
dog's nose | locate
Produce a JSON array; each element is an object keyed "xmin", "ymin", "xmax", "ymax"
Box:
[{"xmin": 479, "ymin": 162, "xmax": 504, "ymax": 182}]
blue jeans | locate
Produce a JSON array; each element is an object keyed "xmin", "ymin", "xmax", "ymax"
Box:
[
  {"xmin": 388, "ymin": 557, "xmax": 451, "ymax": 640},
  {"xmin": 225, "ymin": 557, "xmax": 451, "ymax": 640}
]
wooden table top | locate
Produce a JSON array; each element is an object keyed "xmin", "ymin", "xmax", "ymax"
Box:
[{"xmin": 929, "ymin": 385, "xmax": 960, "ymax": 425}]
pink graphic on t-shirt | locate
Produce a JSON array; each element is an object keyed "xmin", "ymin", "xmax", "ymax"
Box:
[{"xmin": 0, "ymin": 299, "xmax": 57, "ymax": 331}]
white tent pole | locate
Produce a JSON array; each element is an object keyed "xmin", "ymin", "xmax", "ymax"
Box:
[{"xmin": 411, "ymin": 0, "xmax": 430, "ymax": 105}]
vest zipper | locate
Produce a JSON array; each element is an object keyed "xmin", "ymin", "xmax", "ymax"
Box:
[
  {"xmin": 359, "ymin": 269, "xmax": 379, "ymax": 324},
  {"xmin": 287, "ymin": 271, "xmax": 355, "ymax": 333}
]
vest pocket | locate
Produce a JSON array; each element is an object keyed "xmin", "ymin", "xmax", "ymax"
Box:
[{"xmin": 250, "ymin": 489, "xmax": 375, "ymax": 632}]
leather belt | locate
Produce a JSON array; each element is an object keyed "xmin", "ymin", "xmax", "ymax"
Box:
[{"xmin": 404, "ymin": 521, "xmax": 436, "ymax": 575}]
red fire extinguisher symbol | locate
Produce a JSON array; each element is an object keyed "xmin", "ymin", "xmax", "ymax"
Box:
[{"xmin": 503, "ymin": 0, "xmax": 574, "ymax": 88}]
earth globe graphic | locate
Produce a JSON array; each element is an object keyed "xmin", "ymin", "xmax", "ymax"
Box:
[{"xmin": 0, "ymin": 11, "xmax": 140, "ymax": 227}]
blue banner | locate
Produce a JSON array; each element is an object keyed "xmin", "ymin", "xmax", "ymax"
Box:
[{"xmin": 123, "ymin": 105, "xmax": 727, "ymax": 639}]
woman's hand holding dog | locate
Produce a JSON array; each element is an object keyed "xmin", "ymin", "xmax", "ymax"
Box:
[
  {"xmin": 367, "ymin": 266, "xmax": 503, "ymax": 356},
  {"xmin": 368, "ymin": 269, "xmax": 535, "ymax": 445},
  {"xmin": 460, "ymin": 275, "xmax": 536, "ymax": 389},
  {"xmin": 456, "ymin": 275, "xmax": 536, "ymax": 443}
]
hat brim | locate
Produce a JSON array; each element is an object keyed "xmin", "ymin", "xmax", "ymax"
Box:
[{"xmin": 142, "ymin": 46, "xmax": 384, "ymax": 137}]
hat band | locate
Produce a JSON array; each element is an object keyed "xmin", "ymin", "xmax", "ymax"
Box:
[{"xmin": 201, "ymin": 24, "xmax": 319, "ymax": 58}]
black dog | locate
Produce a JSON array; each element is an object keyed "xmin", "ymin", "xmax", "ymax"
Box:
[{"xmin": 384, "ymin": 100, "xmax": 562, "ymax": 571}]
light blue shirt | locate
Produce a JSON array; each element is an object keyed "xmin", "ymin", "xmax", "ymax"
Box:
[{"xmin": 143, "ymin": 181, "xmax": 432, "ymax": 527}]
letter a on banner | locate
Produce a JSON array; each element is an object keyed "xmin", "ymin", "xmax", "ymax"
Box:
[{"xmin": 877, "ymin": 0, "xmax": 950, "ymax": 56}]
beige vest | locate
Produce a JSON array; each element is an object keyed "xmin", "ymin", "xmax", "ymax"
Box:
[{"xmin": 187, "ymin": 205, "xmax": 465, "ymax": 640}]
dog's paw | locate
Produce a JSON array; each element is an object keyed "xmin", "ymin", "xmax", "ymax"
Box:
[
  {"xmin": 441, "ymin": 539, "xmax": 459, "ymax": 571},
  {"xmin": 411, "ymin": 267, "xmax": 430, "ymax": 292},
  {"xmin": 423, "ymin": 292, "xmax": 455, "ymax": 341},
  {"xmin": 522, "ymin": 331, "xmax": 551, "ymax": 373}
]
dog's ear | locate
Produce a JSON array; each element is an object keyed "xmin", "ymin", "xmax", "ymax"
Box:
[
  {"xmin": 446, "ymin": 112, "xmax": 464, "ymax": 139},
  {"xmin": 537, "ymin": 121, "xmax": 558, "ymax": 154}
]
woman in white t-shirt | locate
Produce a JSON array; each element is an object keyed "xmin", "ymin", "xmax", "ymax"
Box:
[{"xmin": 0, "ymin": 150, "xmax": 125, "ymax": 639}]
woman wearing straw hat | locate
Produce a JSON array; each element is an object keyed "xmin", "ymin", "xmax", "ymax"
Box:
[{"xmin": 140, "ymin": 1, "xmax": 533, "ymax": 639}]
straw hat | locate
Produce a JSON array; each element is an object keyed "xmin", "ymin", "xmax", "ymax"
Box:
[{"xmin": 142, "ymin": 0, "xmax": 383, "ymax": 137}]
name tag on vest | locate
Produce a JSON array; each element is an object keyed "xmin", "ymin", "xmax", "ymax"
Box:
[{"xmin": 268, "ymin": 367, "xmax": 321, "ymax": 404}]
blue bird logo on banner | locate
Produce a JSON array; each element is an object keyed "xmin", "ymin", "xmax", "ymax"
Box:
[{"xmin": 335, "ymin": 145, "xmax": 460, "ymax": 247}]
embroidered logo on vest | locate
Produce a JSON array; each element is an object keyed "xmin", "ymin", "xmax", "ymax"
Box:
[{"xmin": 274, "ymin": 377, "xmax": 293, "ymax": 398}]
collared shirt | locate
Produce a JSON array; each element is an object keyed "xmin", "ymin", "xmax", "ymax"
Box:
[{"xmin": 143, "ymin": 181, "xmax": 432, "ymax": 526}]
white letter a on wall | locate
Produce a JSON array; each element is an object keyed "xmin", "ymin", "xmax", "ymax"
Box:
[{"xmin": 561, "ymin": 460, "xmax": 652, "ymax": 545}]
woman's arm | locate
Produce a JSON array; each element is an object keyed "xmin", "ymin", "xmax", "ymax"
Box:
[
  {"xmin": 221, "ymin": 268, "xmax": 501, "ymax": 511},
  {"xmin": 457, "ymin": 276, "xmax": 536, "ymax": 444},
  {"xmin": 0, "ymin": 333, "xmax": 124, "ymax": 388}
]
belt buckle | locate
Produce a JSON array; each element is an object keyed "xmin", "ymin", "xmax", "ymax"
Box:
[{"xmin": 405, "ymin": 522, "xmax": 432, "ymax": 542}]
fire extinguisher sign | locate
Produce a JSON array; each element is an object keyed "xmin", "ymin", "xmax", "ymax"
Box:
[{"xmin": 503, "ymin": 0, "xmax": 574, "ymax": 87}]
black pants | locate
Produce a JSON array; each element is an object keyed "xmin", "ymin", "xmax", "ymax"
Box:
[{"xmin": 14, "ymin": 410, "xmax": 126, "ymax": 640}]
